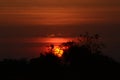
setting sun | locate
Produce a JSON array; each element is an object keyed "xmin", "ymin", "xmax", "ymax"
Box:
[{"xmin": 53, "ymin": 47, "xmax": 64, "ymax": 57}]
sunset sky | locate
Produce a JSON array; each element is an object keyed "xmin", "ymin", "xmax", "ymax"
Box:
[
  {"xmin": 0, "ymin": 0, "xmax": 120, "ymax": 61},
  {"xmin": 0, "ymin": 0, "xmax": 120, "ymax": 37}
]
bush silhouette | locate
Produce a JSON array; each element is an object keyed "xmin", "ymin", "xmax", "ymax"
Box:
[{"xmin": 0, "ymin": 33, "xmax": 119, "ymax": 79}]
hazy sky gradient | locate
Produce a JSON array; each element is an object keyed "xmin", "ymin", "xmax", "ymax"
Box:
[
  {"xmin": 0, "ymin": 0, "xmax": 119, "ymax": 37},
  {"xmin": 0, "ymin": 0, "xmax": 119, "ymax": 26},
  {"xmin": 0, "ymin": 0, "xmax": 120, "ymax": 61},
  {"xmin": 0, "ymin": 0, "xmax": 119, "ymax": 7}
]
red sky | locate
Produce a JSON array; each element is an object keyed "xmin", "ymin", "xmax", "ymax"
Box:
[
  {"xmin": 0, "ymin": 0, "xmax": 119, "ymax": 37},
  {"xmin": 0, "ymin": 0, "xmax": 119, "ymax": 42},
  {"xmin": 0, "ymin": 0, "xmax": 119, "ymax": 26},
  {"xmin": 0, "ymin": 0, "xmax": 120, "ymax": 61}
]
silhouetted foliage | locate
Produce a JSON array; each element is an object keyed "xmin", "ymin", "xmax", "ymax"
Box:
[{"xmin": 0, "ymin": 33, "xmax": 119, "ymax": 79}]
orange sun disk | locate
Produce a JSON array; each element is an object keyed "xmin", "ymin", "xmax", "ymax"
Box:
[{"xmin": 53, "ymin": 47, "xmax": 64, "ymax": 57}]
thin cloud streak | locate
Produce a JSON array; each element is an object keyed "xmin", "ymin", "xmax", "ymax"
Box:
[{"xmin": 0, "ymin": 7, "xmax": 119, "ymax": 26}]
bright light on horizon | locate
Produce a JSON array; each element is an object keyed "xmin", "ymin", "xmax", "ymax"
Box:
[{"xmin": 53, "ymin": 46, "xmax": 64, "ymax": 57}]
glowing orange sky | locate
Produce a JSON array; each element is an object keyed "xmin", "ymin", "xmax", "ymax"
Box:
[
  {"xmin": 0, "ymin": 0, "xmax": 119, "ymax": 38},
  {"xmin": 0, "ymin": 7, "xmax": 119, "ymax": 26},
  {"xmin": 0, "ymin": 0, "xmax": 120, "ymax": 61},
  {"xmin": 0, "ymin": 0, "xmax": 120, "ymax": 26}
]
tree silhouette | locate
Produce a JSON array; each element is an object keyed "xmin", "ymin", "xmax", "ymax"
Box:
[
  {"xmin": 0, "ymin": 33, "xmax": 119, "ymax": 79},
  {"xmin": 60, "ymin": 33, "xmax": 117, "ymax": 66}
]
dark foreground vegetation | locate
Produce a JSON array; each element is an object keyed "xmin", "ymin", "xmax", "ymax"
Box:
[{"xmin": 0, "ymin": 33, "xmax": 120, "ymax": 79}]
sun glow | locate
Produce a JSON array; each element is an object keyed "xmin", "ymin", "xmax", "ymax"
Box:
[{"xmin": 53, "ymin": 46, "xmax": 64, "ymax": 57}]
